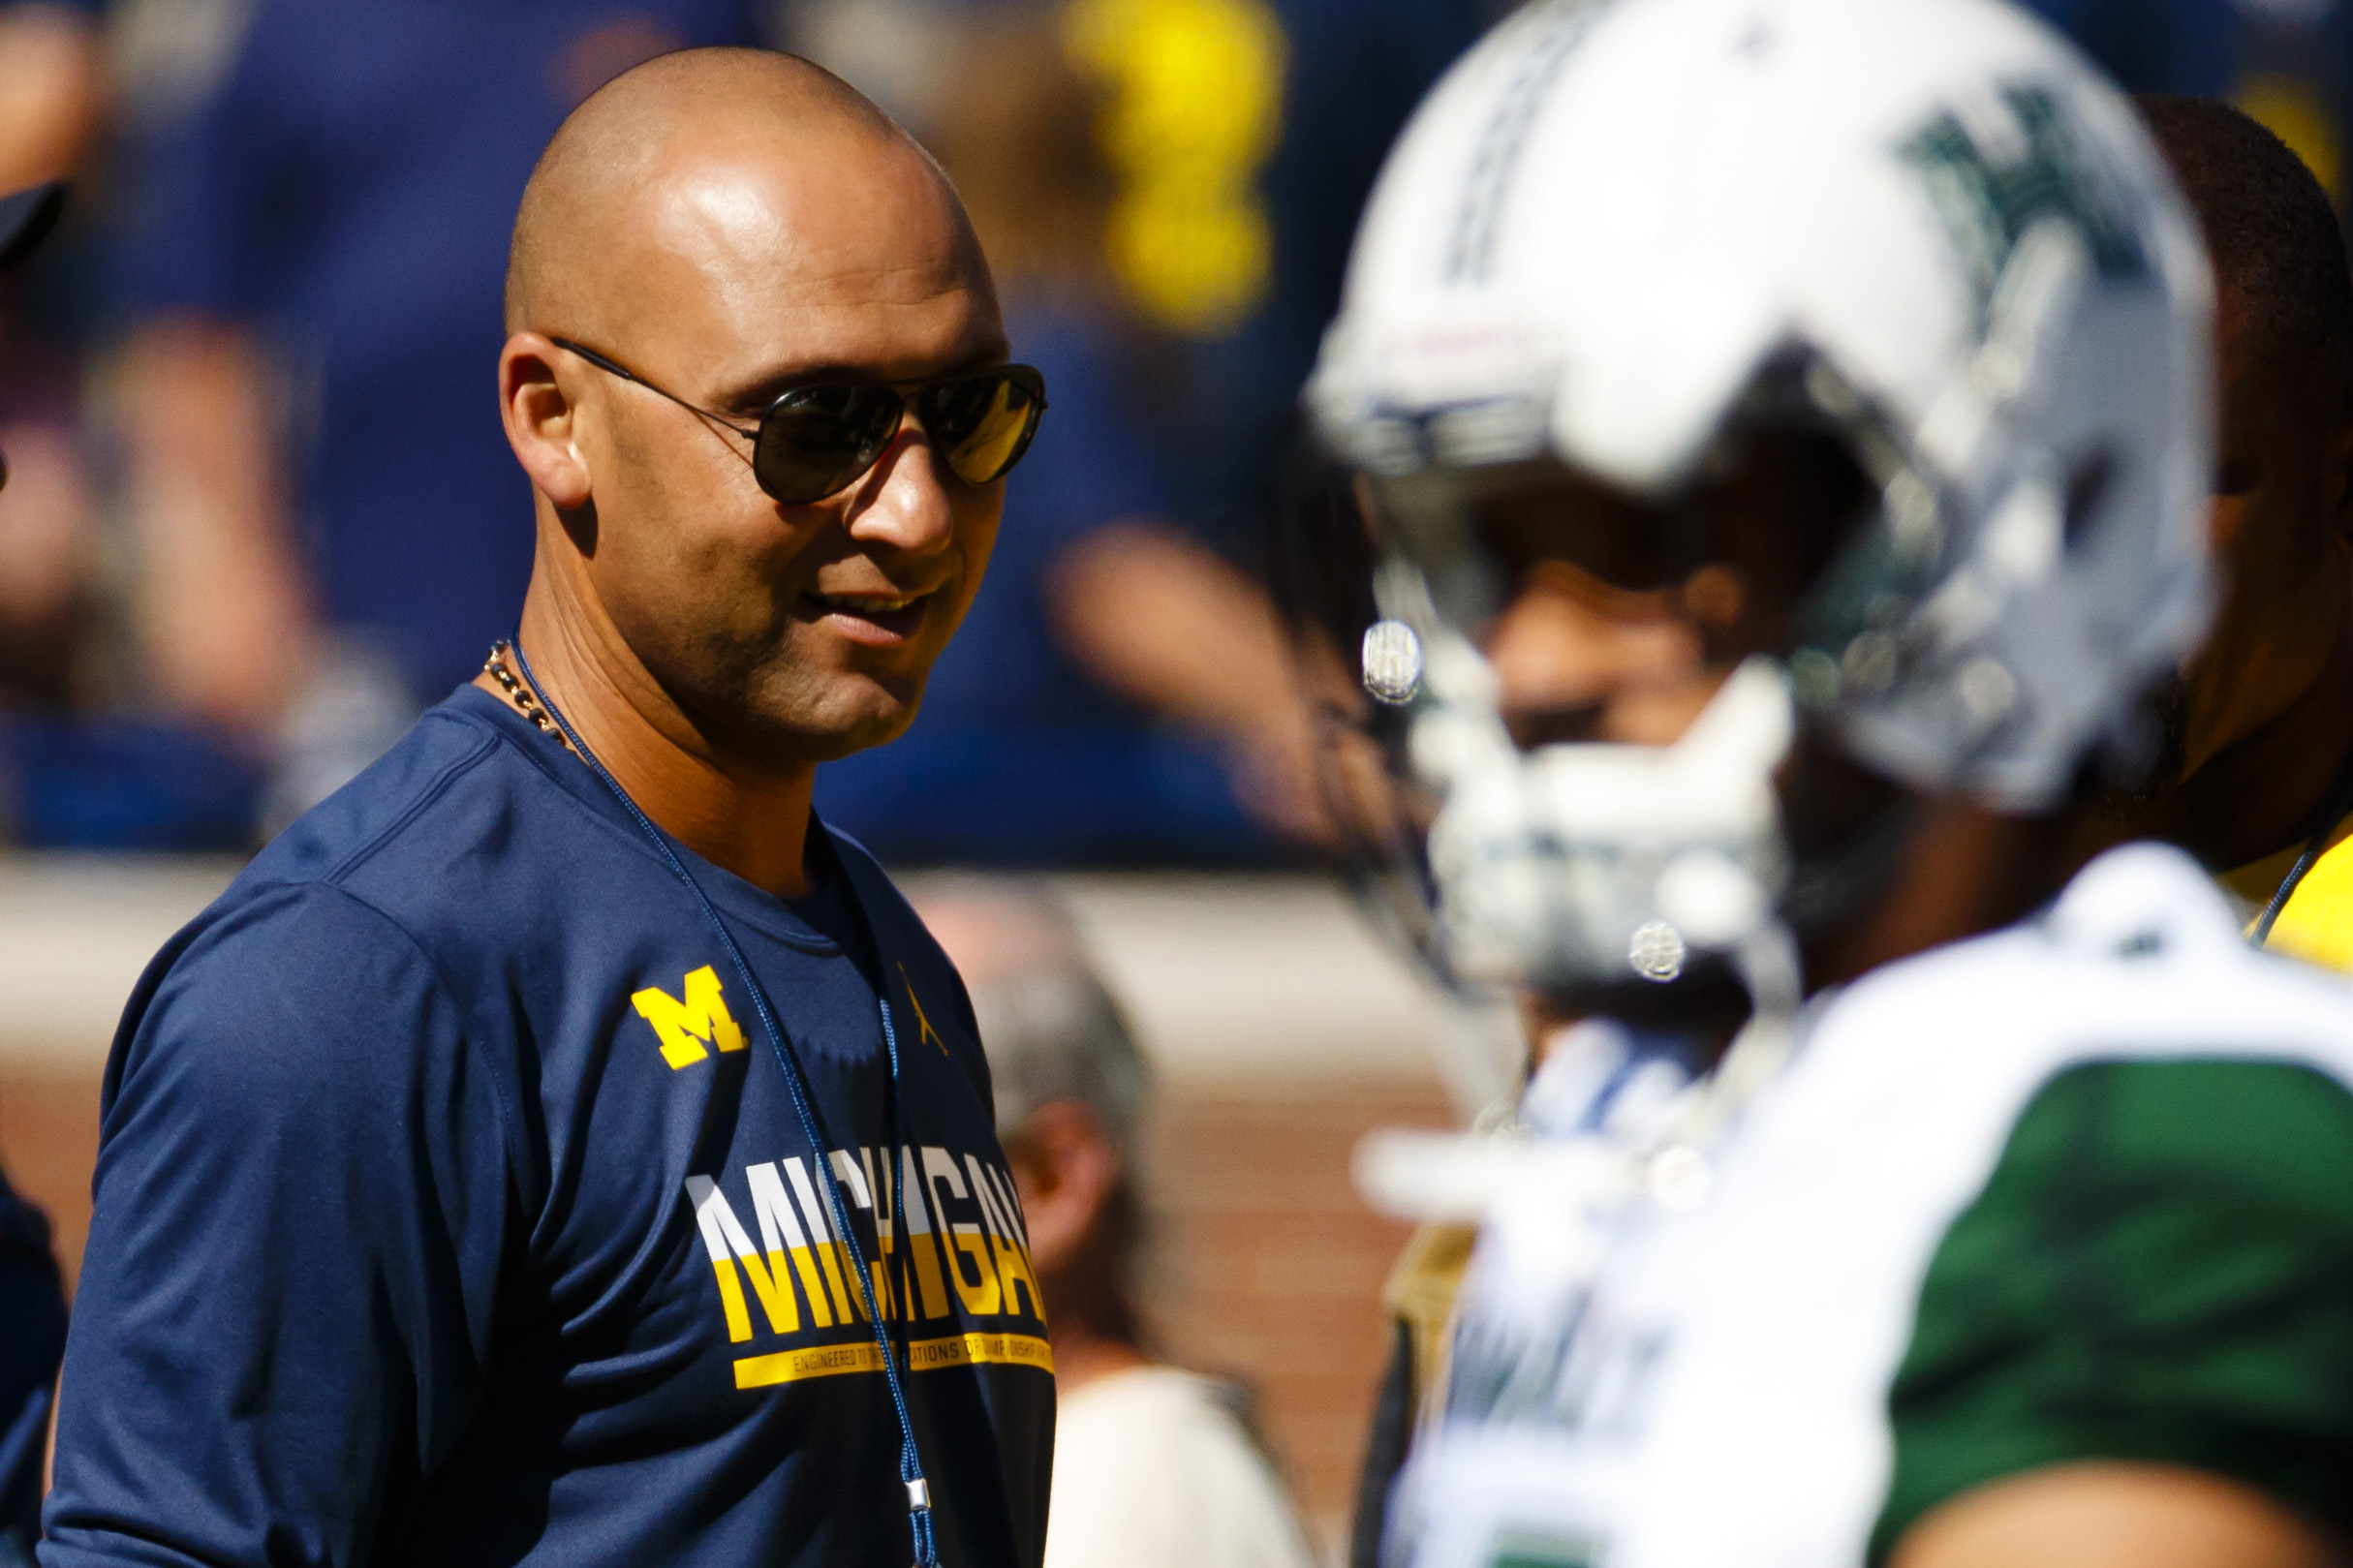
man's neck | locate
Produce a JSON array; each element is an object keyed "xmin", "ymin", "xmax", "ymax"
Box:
[
  {"xmin": 1804, "ymin": 798, "xmax": 2069, "ymax": 994},
  {"xmin": 2131, "ymin": 622, "xmax": 2353, "ymax": 873},
  {"xmin": 1048, "ymin": 1326, "xmax": 1151, "ymax": 1398},
  {"xmin": 480, "ymin": 588, "xmax": 820, "ymax": 897},
  {"xmin": 1035, "ymin": 1249, "xmax": 1151, "ymax": 1397}
]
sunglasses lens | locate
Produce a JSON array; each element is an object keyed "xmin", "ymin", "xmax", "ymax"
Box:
[
  {"xmin": 925, "ymin": 369, "xmax": 1045, "ymax": 487},
  {"xmin": 754, "ymin": 384, "xmax": 904, "ymax": 503}
]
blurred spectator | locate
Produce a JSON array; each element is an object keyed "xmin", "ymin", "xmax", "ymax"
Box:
[
  {"xmin": 0, "ymin": 182, "xmax": 75, "ymax": 1565},
  {"xmin": 812, "ymin": 1, "xmax": 1478, "ymax": 863},
  {"xmin": 0, "ymin": 0, "xmax": 105, "ymax": 733},
  {"xmin": 0, "ymin": 1, "xmax": 279, "ymax": 852},
  {"xmin": 106, "ymin": 0, "xmax": 776, "ymax": 829},
  {"xmin": 2022, "ymin": 0, "xmax": 2353, "ymax": 230},
  {"xmin": 2080, "ymin": 97, "xmax": 2353, "ymax": 967},
  {"xmin": 918, "ymin": 881, "xmax": 1318, "ymax": 1568},
  {"xmin": 0, "ymin": 4, "xmax": 100, "ymax": 197}
]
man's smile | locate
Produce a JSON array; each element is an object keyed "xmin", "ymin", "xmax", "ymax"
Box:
[{"xmin": 800, "ymin": 587, "xmax": 938, "ymax": 643}]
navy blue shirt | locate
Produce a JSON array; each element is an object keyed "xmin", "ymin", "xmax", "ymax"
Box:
[
  {"xmin": 108, "ymin": 1, "xmax": 768, "ymax": 698},
  {"xmin": 44, "ymin": 687, "xmax": 1053, "ymax": 1566}
]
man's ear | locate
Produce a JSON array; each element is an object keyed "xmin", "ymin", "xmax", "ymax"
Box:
[
  {"xmin": 501, "ymin": 332, "xmax": 593, "ymax": 512},
  {"xmin": 1001, "ymin": 1100, "xmax": 1119, "ymax": 1278}
]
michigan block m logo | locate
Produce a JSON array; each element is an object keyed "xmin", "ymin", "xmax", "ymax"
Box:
[{"xmin": 634, "ymin": 966, "xmax": 748, "ymax": 1069}]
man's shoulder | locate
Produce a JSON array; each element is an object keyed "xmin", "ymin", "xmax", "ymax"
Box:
[
  {"xmin": 227, "ymin": 689, "xmax": 616, "ymax": 936},
  {"xmin": 1828, "ymin": 840, "xmax": 2353, "ymax": 1086},
  {"xmin": 1871, "ymin": 863, "xmax": 2353, "ymax": 1560},
  {"xmin": 245, "ymin": 690, "xmax": 513, "ymax": 876},
  {"xmin": 102, "ymin": 699, "xmax": 570, "ymax": 1148},
  {"xmin": 131, "ymin": 692, "xmax": 606, "ymax": 1036}
]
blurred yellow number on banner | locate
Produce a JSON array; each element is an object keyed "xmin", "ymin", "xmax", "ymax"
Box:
[{"xmin": 1064, "ymin": 0, "xmax": 1287, "ymax": 336}]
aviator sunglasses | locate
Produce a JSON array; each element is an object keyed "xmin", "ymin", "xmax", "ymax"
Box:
[{"xmin": 550, "ymin": 337, "xmax": 1047, "ymax": 505}]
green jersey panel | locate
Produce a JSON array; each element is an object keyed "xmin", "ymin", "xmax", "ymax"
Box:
[{"xmin": 1874, "ymin": 1058, "xmax": 2353, "ymax": 1560}]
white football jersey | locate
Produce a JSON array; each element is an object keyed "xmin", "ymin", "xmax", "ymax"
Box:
[{"xmin": 1390, "ymin": 843, "xmax": 2353, "ymax": 1568}]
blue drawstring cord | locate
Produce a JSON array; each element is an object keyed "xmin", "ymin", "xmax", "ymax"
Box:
[{"xmin": 510, "ymin": 640, "xmax": 940, "ymax": 1566}]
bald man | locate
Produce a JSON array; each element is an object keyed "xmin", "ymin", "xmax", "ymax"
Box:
[{"xmin": 44, "ymin": 51, "xmax": 1051, "ymax": 1568}]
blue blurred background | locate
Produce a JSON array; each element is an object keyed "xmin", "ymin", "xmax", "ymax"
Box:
[
  {"xmin": 0, "ymin": 0, "xmax": 1490, "ymax": 864},
  {"xmin": 0, "ymin": 0, "xmax": 2326, "ymax": 863}
]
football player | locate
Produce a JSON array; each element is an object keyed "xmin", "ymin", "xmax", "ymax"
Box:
[{"xmin": 1280, "ymin": 1, "xmax": 2353, "ymax": 1564}]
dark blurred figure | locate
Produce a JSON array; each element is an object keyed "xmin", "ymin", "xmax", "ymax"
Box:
[
  {"xmin": 0, "ymin": 0, "xmax": 255, "ymax": 857},
  {"xmin": 0, "ymin": 181, "xmax": 77, "ymax": 1567},
  {"xmin": 107, "ymin": 0, "xmax": 775, "ymax": 827},
  {"xmin": 2083, "ymin": 96, "xmax": 2353, "ymax": 968},
  {"xmin": 810, "ymin": 0, "xmax": 1480, "ymax": 864},
  {"xmin": 0, "ymin": 0, "xmax": 272, "ymax": 854},
  {"xmin": 919, "ymin": 882, "xmax": 1316, "ymax": 1568},
  {"xmin": 0, "ymin": 7, "xmax": 104, "ymax": 1519},
  {"xmin": 0, "ymin": 0, "xmax": 102, "ymax": 712},
  {"xmin": 0, "ymin": 0, "xmax": 274, "ymax": 852}
]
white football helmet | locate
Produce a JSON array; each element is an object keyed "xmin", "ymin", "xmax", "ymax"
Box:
[{"xmin": 1292, "ymin": 0, "xmax": 2214, "ymax": 996}]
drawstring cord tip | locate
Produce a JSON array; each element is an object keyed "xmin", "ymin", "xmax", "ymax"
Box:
[{"xmin": 909, "ymin": 1496, "xmax": 940, "ymax": 1568}]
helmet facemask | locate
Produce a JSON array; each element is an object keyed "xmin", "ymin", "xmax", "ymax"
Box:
[
  {"xmin": 1278, "ymin": 362, "xmax": 1924, "ymax": 1030},
  {"xmin": 1285, "ymin": 1, "xmax": 2214, "ymax": 1039}
]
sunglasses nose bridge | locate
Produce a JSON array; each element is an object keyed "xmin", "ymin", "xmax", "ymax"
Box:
[
  {"xmin": 893, "ymin": 385, "xmax": 953, "ymax": 454},
  {"xmin": 839, "ymin": 391, "xmax": 953, "ymax": 502},
  {"xmin": 885, "ymin": 386, "xmax": 986, "ymax": 483},
  {"xmin": 860, "ymin": 385, "xmax": 915, "ymax": 462},
  {"xmin": 880, "ymin": 408, "xmax": 961, "ymax": 492}
]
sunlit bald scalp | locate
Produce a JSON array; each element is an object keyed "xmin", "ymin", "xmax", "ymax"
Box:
[{"xmin": 505, "ymin": 47, "xmax": 959, "ymax": 337}]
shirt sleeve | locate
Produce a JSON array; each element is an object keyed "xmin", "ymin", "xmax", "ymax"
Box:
[
  {"xmin": 41, "ymin": 882, "xmax": 516, "ymax": 1568},
  {"xmin": 1871, "ymin": 1057, "xmax": 2353, "ymax": 1562}
]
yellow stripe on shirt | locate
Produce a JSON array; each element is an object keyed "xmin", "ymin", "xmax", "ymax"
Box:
[{"xmin": 733, "ymin": 1331, "xmax": 1054, "ymax": 1390}]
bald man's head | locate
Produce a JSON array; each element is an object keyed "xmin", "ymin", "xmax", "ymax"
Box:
[
  {"xmin": 505, "ymin": 48, "xmax": 970, "ymax": 336},
  {"xmin": 493, "ymin": 46, "xmax": 1013, "ymax": 780}
]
